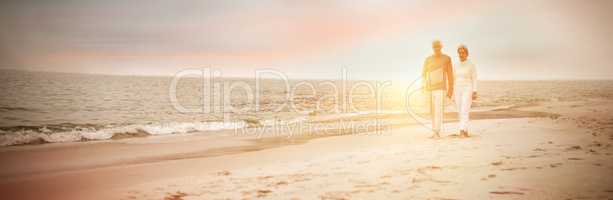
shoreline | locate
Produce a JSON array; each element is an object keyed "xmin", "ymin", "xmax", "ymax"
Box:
[
  {"xmin": 0, "ymin": 103, "xmax": 556, "ymax": 148},
  {"xmin": 0, "ymin": 99, "xmax": 611, "ymax": 199}
]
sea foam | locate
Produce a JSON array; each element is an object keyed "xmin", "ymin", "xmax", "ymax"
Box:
[{"xmin": 0, "ymin": 121, "xmax": 246, "ymax": 146}]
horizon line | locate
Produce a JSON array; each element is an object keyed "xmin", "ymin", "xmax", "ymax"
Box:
[{"xmin": 2, "ymin": 68, "xmax": 612, "ymax": 81}]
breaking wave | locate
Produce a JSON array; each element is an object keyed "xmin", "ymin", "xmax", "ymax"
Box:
[{"xmin": 0, "ymin": 121, "xmax": 246, "ymax": 146}]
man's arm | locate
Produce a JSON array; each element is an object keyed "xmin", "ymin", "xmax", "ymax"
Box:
[{"xmin": 422, "ymin": 58, "xmax": 428, "ymax": 92}]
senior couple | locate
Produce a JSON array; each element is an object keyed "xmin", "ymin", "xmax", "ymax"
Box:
[{"xmin": 422, "ymin": 40, "xmax": 477, "ymax": 139}]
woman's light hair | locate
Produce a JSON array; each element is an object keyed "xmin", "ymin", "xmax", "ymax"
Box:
[{"xmin": 457, "ymin": 44, "xmax": 469, "ymax": 54}]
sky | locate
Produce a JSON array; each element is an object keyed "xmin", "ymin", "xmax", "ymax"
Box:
[{"xmin": 1, "ymin": 0, "xmax": 612, "ymax": 80}]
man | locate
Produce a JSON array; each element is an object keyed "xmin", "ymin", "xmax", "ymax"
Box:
[{"xmin": 422, "ymin": 40, "xmax": 454, "ymax": 138}]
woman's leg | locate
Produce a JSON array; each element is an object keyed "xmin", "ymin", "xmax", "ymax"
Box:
[
  {"xmin": 454, "ymin": 87, "xmax": 464, "ymax": 132},
  {"xmin": 460, "ymin": 87, "xmax": 473, "ymax": 132},
  {"xmin": 455, "ymin": 86, "xmax": 473, "ymax": 132}
]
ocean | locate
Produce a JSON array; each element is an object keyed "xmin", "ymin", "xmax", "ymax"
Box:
[{"xmin": 1, "ymin": 69, "xmax": 612, "ymax": 146}]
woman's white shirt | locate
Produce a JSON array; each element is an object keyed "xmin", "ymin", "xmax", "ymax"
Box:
[{"xmin": 454, "ymin": 59, "xmax": 477, "ymax": 92}]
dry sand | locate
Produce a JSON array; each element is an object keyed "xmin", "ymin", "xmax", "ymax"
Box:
[{"xmin": 1, "ymin": 99, "xmax": 612, "ymax": 199}]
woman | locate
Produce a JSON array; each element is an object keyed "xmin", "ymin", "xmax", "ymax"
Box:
[{"xmin": 454, "ymin": 45, "xmax": 477, "ymax": 137}]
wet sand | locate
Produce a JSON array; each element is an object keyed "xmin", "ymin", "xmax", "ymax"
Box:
[{"xmin": 0, "ymin": 99, "xmax": 612, "ymax": 199}]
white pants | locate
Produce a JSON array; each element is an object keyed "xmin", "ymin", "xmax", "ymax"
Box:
[
  {"xmin": 430, "ymin": 90, "xmax": 444, "ymax": 133},
  {"xmin": 454, "ymin": 85, "xmax": 473, "ymax": 131}
]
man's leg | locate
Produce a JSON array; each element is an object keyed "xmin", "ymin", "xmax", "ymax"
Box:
[{"xmin": 431, "ymin": 90, "xmax": 443, "ymax": 137}]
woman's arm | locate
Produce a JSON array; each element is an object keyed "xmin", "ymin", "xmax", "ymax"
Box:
[
  {"xmin": 471, "ymin": 63, "xmax": 477, "ymax": 92},
  {"xmin": 471, "ymin": 63, "xmax": 478, "ymax": 100}
]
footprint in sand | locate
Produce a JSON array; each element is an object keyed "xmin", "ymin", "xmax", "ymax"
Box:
[
  {"xmin": 413, "ymin": 166, "xmax": 452, "ymax": 184},
  {"xmin": 481, "ymin": 174, "xmax": 497, "ymax": 181},
  {"xmin": 242, "ymin": 188, "xmax": 255, "ymax": 194},
  {"xmin": 501, "ymin": 167, "xmax": 527, "ymax": 171},
  {"xmin": 274, "ymin": 180, "xmax": 289, "ymax": 186},
  {"xmin": 417, "ymin": 165, "xmax": 441, "ymax": 174},
  {"xmin": 491, "ymin": 161, "xmax": 503, "ymax": 166},
  {"xmin": 589, "ymin": 141, "xmax": 603, "ymax": 147},
  {"xmin": 380, "ymin": 175, "xmax": 392, "ymax": 179},
  {"xmin": 122, "ymin": 191, "xmax": 142, "ymax": 200},
  {"xmin": 490, "ymin": 191, "xmax": 524, "ymax": 195},
  {"xmin": 216, "ymin": 170, "xmax": 231, "ymax": 176},
  {"xmin": 163, "ymin": 191, "xmax": 188, "ymax": 200},
  {"xmin": 256, "ymin": 189, "xmax": 273, "ymax": 198},
  {"xmin": 319, "ymin": 191, "xmax": 352, "ymax": 200},
  {"xmin": 257, "ymin": 175, "xmax": 274, "ymax": 180},
  {"xmin": 565, "ymin": 145, "xmax": 582, "ymax": 151}
]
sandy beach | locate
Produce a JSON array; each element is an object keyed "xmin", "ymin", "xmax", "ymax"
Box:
[
  {"xmin": 0, "ymin": 98, "xmax": 611, "ymax": 200},
  {"xmin": 3, "ymin": 0, "xmax": 613, "ymax": 199}
]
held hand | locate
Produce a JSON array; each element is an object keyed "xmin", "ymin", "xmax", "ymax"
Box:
[
  {"xmin": 472, "ymin": 92, "xmax": 478, "ymax": 100},
  {"xmin": 447, "ymin": 90, "xmax": 453, "ymax": 98}
]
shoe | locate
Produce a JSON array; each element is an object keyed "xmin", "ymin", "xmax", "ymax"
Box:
[
  {"xmin": 430, "ymin": 130, "xmax": 441, "ymax": 139},
  {"xmin": 460, "ymin": 130, "xmax": 469, "ymax": 138}
]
